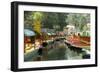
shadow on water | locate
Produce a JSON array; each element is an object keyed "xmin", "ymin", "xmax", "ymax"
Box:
[{"xmin": 24, "ymin": 40, "xmax": 90, "ymax": 62}]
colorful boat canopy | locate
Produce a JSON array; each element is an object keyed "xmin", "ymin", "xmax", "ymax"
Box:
[{"xmin": 24, "ymin": 29, "xmax": 35, "ymax": 36}]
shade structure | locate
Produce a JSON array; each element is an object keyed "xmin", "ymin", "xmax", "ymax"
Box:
[{"xmin": 24, "ymin": 29, "xmax": 35, "ymax": 36}]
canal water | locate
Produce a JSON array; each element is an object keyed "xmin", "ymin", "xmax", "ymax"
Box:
[{"xmin": 24, "ymin": 40, "xmax": 89, "ymax": 61}]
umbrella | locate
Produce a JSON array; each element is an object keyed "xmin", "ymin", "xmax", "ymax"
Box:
[{"xmin": 24, "ymin": 29, "xmax": 35, "ymax": 36}]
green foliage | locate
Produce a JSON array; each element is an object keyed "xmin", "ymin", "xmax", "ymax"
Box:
[
  {"xmin": 41, "ymin": 12, "xmax": 67, "ymax": 31},
  {"xmin": 24, "ymin": 11, "xmax": 34, "ymax": 28},
  {"xmin": 24, "ymin": 11, "xmax": 90, "ymax": 35},
  {"xmin": 66, "ymin": 13, "xmax": 90, "ymax": 32}
]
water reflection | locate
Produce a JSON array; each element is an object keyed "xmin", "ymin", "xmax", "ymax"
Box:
[{"xmin": 24, "ymin": 39, "xmax": 90, "ymax": 61}]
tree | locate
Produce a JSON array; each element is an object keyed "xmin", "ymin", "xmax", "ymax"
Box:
[
  {"xmin": 33, "ymin": 20, "xmax": 41, "ymax": 35},
  {"xmin": 57, "ymin": 13, "xmax": 68, "ymax": 31},
  {"xmin": 41, "ymin": 12, "xmax": 68, "ymax": 31},
  {"xmin": 32, "ymin": 12, "xmax": 43, "ymax": 35},
  {"xmin": 66, "ymin": 13, "xmax": 90, "ymax": 32},
  {"xmin": 24, "ymin": 11, "xmax": 34, "ymax": 29},
  {"xmin": 42, "ymin": 12, "xmax": 59, "ymax": 29}
]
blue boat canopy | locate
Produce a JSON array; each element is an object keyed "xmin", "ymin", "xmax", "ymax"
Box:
[{"xmin": 24, "ymin": 29, "xmax": 35, "ymax": 36}]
